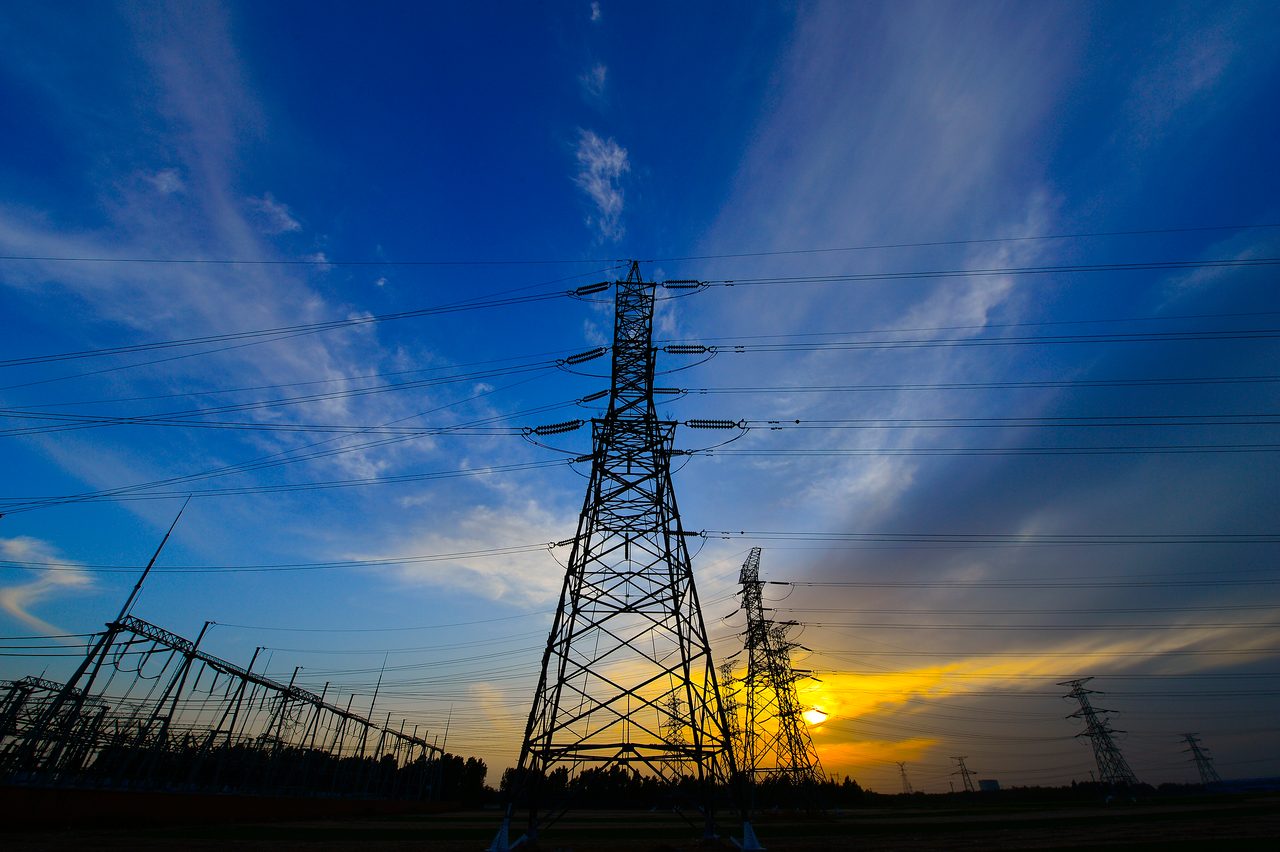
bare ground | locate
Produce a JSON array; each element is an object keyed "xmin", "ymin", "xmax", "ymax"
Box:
[{"xmin": 5, "ymin": 796, "xmax": 1279, "ymax": 851}]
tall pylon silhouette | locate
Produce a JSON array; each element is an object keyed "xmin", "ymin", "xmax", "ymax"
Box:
[
  {"xmin": 1060, "ymin": 677, "xmax": 1139, "ymax": 788},
  {"xmin": 951, "ymin": 755, "xmax": 977, "ymax": 793},
  {"xmin": 737, "ymin": 547, "xmax": 824, "ymax": 789},
  {"xmin": 1181, "ymin": 733, "xmax": 1222, "ymax": 786},
  {"xmin": 897, "ymin": 761, "xmax": 913, "ymax": 795},
  {"xmin": 504, "ymin": 261, "xmax": 737, "ymax": 846}
]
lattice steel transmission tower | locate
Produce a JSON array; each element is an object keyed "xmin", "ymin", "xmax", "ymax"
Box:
[
  {"xmin": 737, "ymin": 547, "xmax": 824, "ymax": 788},
  {"xmin": 897, "ymin": 761, "xmax": 913, "ymax": 794},
  {"xmin": 951, "ymin": 755, "xmax": 976, "ymax": 792},
  {"xmin": 1181, "ymin": 733, "xmax": 1222, "ymax": 786},
  {"xmin": 506, "ymin": 261, "xmax": 737, "ymax": 845},
  {"xmin": 1060, "ymin": 677, "xmax": 1139, "ymax": 787}
]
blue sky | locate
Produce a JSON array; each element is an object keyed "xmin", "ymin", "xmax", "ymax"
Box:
[{"xmin": 2, "ymin": 1, "xmax": 1278, "ymax": 791}]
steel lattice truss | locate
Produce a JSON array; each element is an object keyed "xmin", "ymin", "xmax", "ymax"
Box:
[
  {"xmin": 1, "ymin": 615, "xmax": 441, "ymax": 798},
  {"xmin": 736, "ymin": 547, "xmax": 824, "ymax": 786},
  {"xmin": 1182, "ymin": 733, "xmax": 1222, "ymax": 786},
  {"xmin": 516, "ymin": 263, "xmax": 734, "ymax": 816},
  {"xmin": 1060, "ymin": 677, "xmax": 1139, "ymax": 787}
]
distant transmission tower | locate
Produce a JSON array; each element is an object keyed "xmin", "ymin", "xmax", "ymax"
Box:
[
  {"xmin": 1181, "ymin": 733, "xmax": 1222, "ymax": 786},
  {"xmin": 719, "ymin": 662, "xmax": 744, "ymax": 769},
  {"xmin": 500, "ymin": 262, "xmax": 738, "ymax": 847},
  {"xmin": 1059, "ymin": 678, "xmax": 1139, "ymax": 787},
  {"xmin": 737, "ymin": 548, "xmax": 824, "ymax": 788},
  {"xmin": 951, "ymin": 755, "xmax": 976, "ymax": 792},
  {"xmin": 897, "ymin": 761, "xmax": 913, "ymax": 794}
]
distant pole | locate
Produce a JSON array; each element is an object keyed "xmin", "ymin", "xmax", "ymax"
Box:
[
  {"xmin": 1181, "ymin": 733, "xmax": 1222, "ymax": 786},
  {"xmin": 117, "ymin": 497, "xmax": 192, "ymax": 622},
  {"xmin": 897, "ymin": 761, "xmax": 913, "ymax": 795},
  {"xmin": 951, "ymin": 756, "xmax": 976, "ymax": 793}
]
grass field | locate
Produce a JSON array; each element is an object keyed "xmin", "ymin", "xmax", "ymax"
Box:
[{"xmin": 6, "ymin": 795, "xmax": 1280, "ymax": 851}]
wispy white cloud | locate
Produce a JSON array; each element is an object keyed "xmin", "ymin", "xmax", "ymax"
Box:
[
  {"xmin": 0, "ymin": 2, "xmax": 449, "ymax": 548},
  {"xmin": 1121, "ymin": 5, "xmax": 1259, "ymax": 148},
  {"xmin": 579, "ymin": 63, "xmax": 607, "ymax": 101},
  {"xmin": 370, "ymin": 499, "xmax": 567, "ymax": 604},
  {"xmin": 247, "ymin": 191, "xmax": 302, "ymax": 234},
  {"xmin": 0, "ymin": 537, "xmax": 93, "ymax": 634},
  {"xmin": 590, "ymin": 2, "xmax": 601, "ymax": 23},
  {"xmin": 145, "ymin": 168, "xmax": 185, "ymax": 195},
  {"xmin": 573, "ymin": 129, "xmax": 629, "ymax": 241}
]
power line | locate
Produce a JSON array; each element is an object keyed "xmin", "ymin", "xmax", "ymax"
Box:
[
  {"xmin": 0, "ymin": 269, "xmax": 614, "ymax": 369},
  {"xmin": 778, "ymin": 604, "xmax": 1280, "ymax": 615},
  {"xmin": 642, "ymin": 223, "xmax": 1280, "ymax": 262},
  {"xmin": 738, "ymin": 413, "xmax": 1280, "ymax": 427},
  {"xmin": 0, "ymin": 387, "xmax": 577, "ymax": 514},
  {"xmin": 0, "ymin": 541, "xmax": 562, "ymax": 574},
  {"xmin": 212, "ymin": 611, "xmax": 552, "ymax": 632},
  {"xmin": 704, "ymin": 530, "xmax": 1280, "ymax": 547},
  {"xmin": 10, "ymin": 223, "xmax": 1278, "ymax": 268},
  {"xmin": 656, "ymin": 308, "xmax": 1280, "ymax": 344},
  {"xmin": 699, "ymin": 445, "xmax": 1280, "ymax": 457},
  {"xmin": 681, "ymin": 375, "xmax": 1280, "ymax": 395},
  {"xmin": 663, "ymin": 327, "xmax": 1280, "ymax": 356},
  {"xmin": 801, "ymin": 621, "xmax": 1280, "ymax": 631},
  {"xmin": 811, "ymin": 646, "xmax": 1278, "ymax": 658},
  {"xmin": 0, "ymin": 254, "xmax": 621, "ymax": 267},
  {"xmin": 692, "ymin": 256, "xmax": 1280, "ymax": 288},
  {"xmin": 7, "ymin": 347, "xmax": 584, "ymax": 411}
]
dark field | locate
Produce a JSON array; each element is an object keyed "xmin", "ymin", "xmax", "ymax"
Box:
[{"xmin": 5, "ymin": 795, "xmax": 1280, "ymax": 851}]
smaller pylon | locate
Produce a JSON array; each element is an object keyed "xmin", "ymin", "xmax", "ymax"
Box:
[
  {"xmin": 1181, "ymin": 733, "xmax": 1222, "ymax": 786},
  {"xmin": 897, "ymin": 761, "xmax": 914, "ymax": 794},
  {"xmin": 951, "ymin": 756, "xmax": 976, "ymax": 793}
]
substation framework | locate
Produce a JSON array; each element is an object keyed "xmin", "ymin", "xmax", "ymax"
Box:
[
  {"xmin": 503, "ymin": 262, "xmax": 741, "ymax": 845},
  {"xmin": 1, "ymin": 619, "xmax": 442, "ymax": 798}
]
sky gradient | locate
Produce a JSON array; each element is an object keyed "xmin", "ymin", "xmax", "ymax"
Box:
[{"xmin": 2, "ymin": 1, "xmax": 1278, "ymax": 792}]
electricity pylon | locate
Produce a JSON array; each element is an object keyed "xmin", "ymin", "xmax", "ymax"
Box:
[
  {"xmin": 1059, "ymin": 677, "xmax": 1139, "ymax": 787},
  {"xmin": 951, "ymin": 755, "xmax": 976, "ymax": 792},
  {"xmin": 737, "ymin": 548, "xmax": 824, "ymax": 788},
  {"xmin": 1181, "ymin": 733, "xmax": 1222, "ymax": 786},
  {"xmin": 897, "ymin": 761, "xmax": 913, "ymax": 794},
  {"xmin": 502, "ymin": 262, "xmax": 737, "ymax": 847}
]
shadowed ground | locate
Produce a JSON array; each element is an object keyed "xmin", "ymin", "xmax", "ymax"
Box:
[{"xmin": 4, "ymin": 796, "xmax": 1279, "ymax": 850}]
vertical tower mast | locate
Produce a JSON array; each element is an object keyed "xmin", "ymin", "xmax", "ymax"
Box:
[
  {"xmin": 1181, "ymin": 733, "xmax": 1222, "ymax": 786},
  {"xmin": 1060, "ymin": 677, "xmax": 1139, "ymax": 787},
  {"xmin": 738, "ymin": 547, "xmax": 824, "ymax": 788},
  {"xmin": 951, "ymin": 755, "xmax": 977, "ymax": 793},
  {"xmin": 513, "ymin": 261, "xmax": 735, "ymax": 840}
]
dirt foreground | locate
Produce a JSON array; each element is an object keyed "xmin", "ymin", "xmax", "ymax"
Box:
[{"xmin": 5, "ymin": 796, "xmax": 1279, "ymax": 851}]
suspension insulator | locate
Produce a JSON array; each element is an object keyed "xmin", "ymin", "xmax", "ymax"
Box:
[
  {"xmin": 563, "ymin": 346, "xmax": 607, "ymax": 365},
  {"xmin": 531, "ymin": 419, "xmax": 584, "ymax": 436}
]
